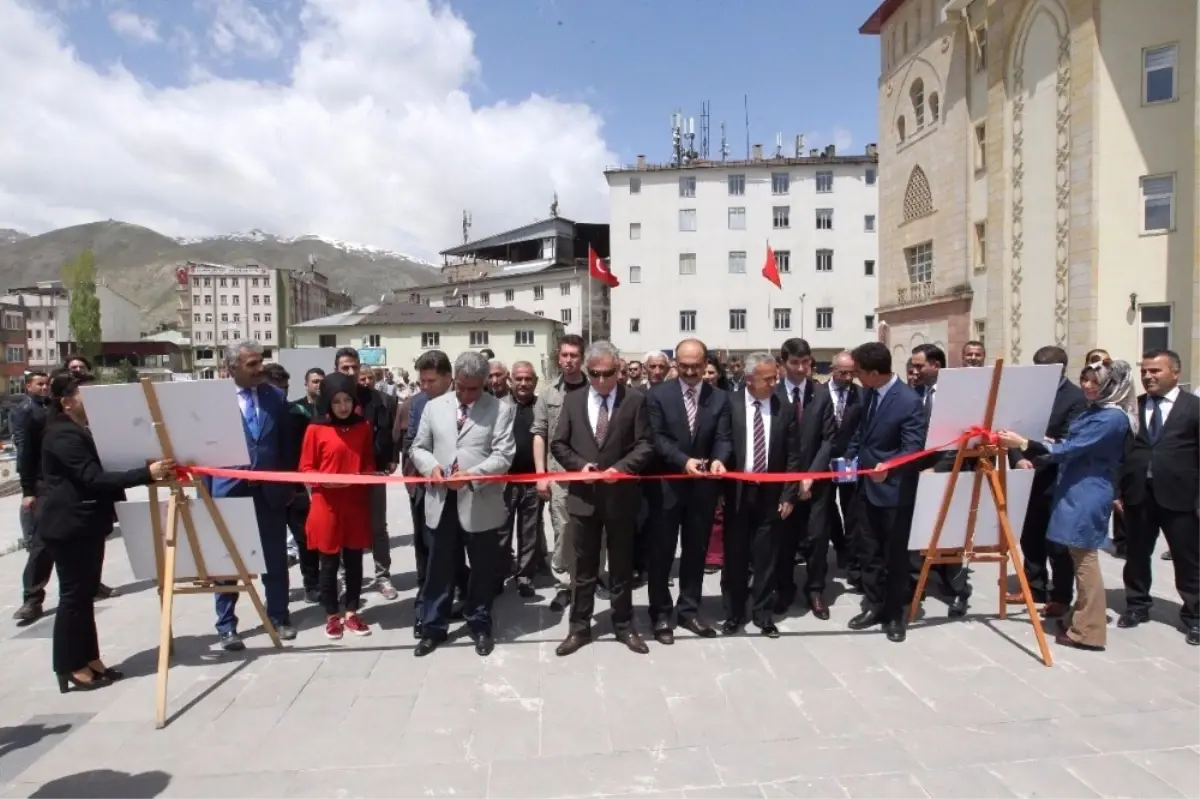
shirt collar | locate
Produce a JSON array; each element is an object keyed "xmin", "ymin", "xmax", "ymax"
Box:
[
  {"xmin": 746, "ymin": 390, "xmax": 769, "ymax": 409},
  {"xmin": 589, "ymin": 386, "xmax": 613, "ymax": 405},
  {"xmin": 784, "ymin": 377, "xmax": 806, "ymax": 398},
  {"xmin": 1160, "ymin": 387, "xmax": 1181, "ymax": 404},
  {"xmin": 876, "ymin": 374, "xmax": 900, "ymax": 400},
  {"xmin": 680, "ymin": 379, "xmax": 702, "ymax": 397}
]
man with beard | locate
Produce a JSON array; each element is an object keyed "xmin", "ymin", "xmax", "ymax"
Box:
[
  {"xmin": 12, "ymin": 370, "xmax": 52, "ymax": 623},
  {"xmin": 626, "ymin": 360, "xmax": 647, "ymax": 389}
]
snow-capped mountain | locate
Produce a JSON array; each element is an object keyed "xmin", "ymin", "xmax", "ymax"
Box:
[
  {"xmin": 175, "ymin": 230, "xmax": 438, "ymax": 267},
  {"xmin": 0, "ymin": 228, "xmax": 29, "ymax": 246}
]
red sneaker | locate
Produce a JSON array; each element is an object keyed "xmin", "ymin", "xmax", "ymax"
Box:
[
  {"xmin": 344, "ymin": 613, "xmax": 371, "ymax": 637},
  {"xmin": 324, "ymin": 615, "xmax": 344, "ymax": 640}
]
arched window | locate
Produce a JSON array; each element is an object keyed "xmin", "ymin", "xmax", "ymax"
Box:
[
  {"xmin": 897, "ymin": 115, "xmax": 907, "ymax": 142},
  {"xmin": 930, "ymin": 92, "xmax": 940, "ymax": 122},
  {"xmin": 910, "ymin": 79, "xmax": 926, "ymax": 127},
  {"xmin": 903, "ymin": 166, "xmax": 934, "ymax": 221}
]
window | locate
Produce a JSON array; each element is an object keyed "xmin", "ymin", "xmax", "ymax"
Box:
[
  {"xmin": 974, "ymin": 124, "xmax": 987, "ymax": 171},
  {"xmin": 193, "ymin": 313, "xmax": 201, "ymax": 323},
  {"xmin": 974, "ymin": 222, "xmax": 987, "ymax": 271},
  {"xmin": 679, "ymin": 176, "xmax": 696, "ymax": 198},
  {"xmin": 865, "ymin": 167, "xmax": 877, "ymax": 185},
  {"xmin": 479, "ymin": 291, "xmax": 490, "ymax": 306},
  {"xmin": 773, "ymin": 308, "xmax": 791, "ymax": 331},
  {"xmin": 975, "ymin": 26, "xmax": 988, "ymax": 72},
  {"xmin": 775, "ymin": 250, "xmax": 791, "ymax": 273},
  {"xmin": 1140, "ymin": 305, "xmax": 1172, "ymax": 351},
  {"xmin": 815, "ymin": 307, "xmax": 833, "ymax": 331},
  {"xmin": 236, "ymin": 313, "xmax": 244, "ymax": 322},
  {"xmin": 232, "ymin": 295, "xmax": 240, "ymax": 305},
  {"xmin": 629, "ymin": 265, "xmax": 642, "ymax": 283},
  {"xmin": 1144, "ymin": 44, "xmax": 1178, "ymax": 104},
  {"xmin": 771, "ymin": 172, "xmax": 790, "ymax": 195},
  {"xmin": 193, "ymin": 294, "xmax": 200, "ymax": 305},
  {"xmin": 263, "ymin": 295, "xmax": 270, "ymax": 305},
  {"xmin": 929, "ymin": 92, "xmax": 940, "ymax": 122},
  {"xmin": 905, "ymin": 241, "xmax": 934, "ymax": 285},
  {"xmin": 265, "ymin": 331, "xmax": 273, "ymax": 341},
  {"xmin": 629, "ymin": 222, "xmax": 641, "ymax": 240},
  {"xmin": 728, "ymin": 207, "xmax": 746, "ymax": 230},
  {"xmin": 469, "ymin": 331, "xmax": 489, "ymax": 347},
  {"xmin": 32, "ymin": 329, "xmax": 40, "ymax": 339},
  {"xmin": 47, "ymin": 329, "xmax": 53, "ymax": 339},
  {"xmin": 679, "ymin": 253, "xmax": 697, "ymax": 275},
  {"xmin": 728, "ymin": 174, "xmax": 745, "ymax": 195},
  {"xmin": 816, "ymin": 208, "xmax": 833, "ymax": 230},
  {"xmin": 251, "ymin": 278, "xmax": 259, "ymax": 288},
  {"xmin": 515, "ymin": 330, "xmax": 535, "ymax": 346},
  {"xmin": 203, "ymin": 295, "xmax": 211, "ymax": 305},
  {"xmin": 630, "ymin": 177, "xmax": 641, "ymax": 194},
  {"xmin": 5, "ymin": 346, "xmax": 23, "ymax": 361},
  {"xmin": 864, "ymin": 314, "xmax": 876, "ymax": 331},
  {"xmin": 219, "ymin": 278, "xmax": 227, "ymax": 288},
  {"xmin": 729, "ymin": 309, "xmax": 746, "ymax": 331},
  {"xmin": 253, "ymin": 313, "xmax": 261, "ymax": 322},
  {"xmin": 204, "ymin": 313, "xmax": 213, "ymax": 323},
  {"xmin": 231, "ymin": 278, "xmax": 239, "ymax": 287},
  {"xmin": 561, "ymin": 309, "xmax": 572, "ymax": 324},
  {"xmin": 421, "ymin": 331, "xmax": 440, "ymax": 348},
  {"xmin": 203, "ymin": 278, "xmax": 211, "ymax": 287},
  {"xmin": 865, "ymin": 215, "xmax": 876, "ymax": 232},
  {"xmin": 903, "ymin": 166, "xmax": 934, "ymax": 220},
  {"xmin": 46, "ymin": 311, "xmax": 53, "ymax": 321},
  {"xmin": 816, "ymin": 249, "xmax": 833, "ymax": 272},
  {"xmin": 251, "ymin": 295, "xmax": 259, "ymax": 305},
  {"xmin": 772, "ymin": 206, "xmax": 790, "ymax": 229},
  {"xmin": 679, "ymin": 209, "xmax": 697, "ymax": 232},
  {"xmin": 560, "ymin": 282, "xmax": 571, "ymax": 296},
  {"xmin": 220, "ymin": 295, "xmax": 228, "ymax": 306},
  {"xmin": 365, "ymin": 334, "xmax": 381, "ymax": 348},
  {"xmin": 897, "ymin": 116, "xmax": 907, "ymax": 142},
  {"xmin": 679, "ymin": 310, "xmax": 696, "ymax": 332},
  {"xmin": 910, "ymin": 79, "xmax": 925, "ymax": 127},
  {"xmin": 1141, "ymin": 174, "xmax": 1175, "ymax": 232},
  {"xmin": 262, "ymin": 277, "xmax": 270, "ymax": 288},
  {"xmin": 728, "ymin": 251, "xmax": 746, "ymax": 274},
  {"xmin": 973, "ymin": 319, "xmax": 987, "ymax": 349},
  {"xmin": 534, "ymin": 311, "xmax": 544, "ymax": 317},
  {"xmin": 193, "ymin": 278, "xmax": 200, "ymax": 287},
  {"xmin": 504, "ymin": 289, "xmax": 514, "ymax": 303},
  {"xmin": 220, "ymin": 313, "xmax": 228, "ymax": 322},
  {"xmin": 534, "ymin": 285, "xmax": 544, "ymax": 301},
  {"xmin": 630, "ymin": 318, "xmax": 640, "ymax": 333}
]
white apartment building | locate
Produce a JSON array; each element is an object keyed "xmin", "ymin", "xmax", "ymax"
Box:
[
  {"xmin": 605, "ymin": 147, "xmax": 880, "ymax": 362},
  {"xmin": 177, "ymin": 261, "xmax": 283, "ymax": 376},
  {"xmin": 4, "ymin": 280, "xmax": 141, "ymax": 368}
]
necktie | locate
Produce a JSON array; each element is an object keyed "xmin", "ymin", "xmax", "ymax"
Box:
[
  {"xmin": 864, "ymin": 389, "xmax": 878, "ymax": 428},
  {"xmin": 457, "ymin": 403, "xmax": 468, "ymax": 431},
  {"xmin": 595, "ymin": 395, "xmax": 610, "ymax": 444},
  {"xmin": 835, "ymin": 388, "xmax": 847, "ymax": 427},
  {"xmin": 924, "ymin": 386, "xmax": 934, "ymax": 409},
  {"xmin": 1148, "ymin": 396, "xmax": 1163, "ymax": 442},
  {"xmin": 752, "ymin": 400, "xmax": 767, "ymax": 472},
  {"xmin": 791, "ymin": 384, "xmax": 803, "ymax": 424},
  {"xmin": 684, "ymin": 386, "xmax": 698, "ymax": 437},
  {"xmin": 239, "ymin": 388, "xmax": 258, "ymax": 433}
]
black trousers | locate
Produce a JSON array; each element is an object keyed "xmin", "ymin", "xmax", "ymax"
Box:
[
  {"xmin": 1124, "ymin": 482, "xmax": 1200, "ymax": 627},
  {"xmin": 635, "ymin": 481, "xmax": 660, "ymax": 575},
  {"xmin": 286, "ymin": 492, "xmax": 320, "ymax": 591},
  {"xmin": 829, "ymin": 482, "xmax": 863, "ymax": 585},
  {"xmin": 569, "ymin": 510, "xmax": 636, "ymax": 636},
  {"xmin": 319, "ymin": 548, "xmax": 363, "ymax": 615},
  {"xmin": 858, "ymin": 498, "xmax": 916, "ymax": 623},
  {"xmin": 722, "ymin": 487, "xmax": 780, "ymax": 628},
  {"xmin": 503, "ymin": 483, "xmax": 546, "ymax": 585},
  {"xmin": 422, "ymin": 502, "xmax": 498, "ymax": 639},
  {"xmin": 1112, "ymin": 509, "xmax": 1127, "ymax": 550},
  {"xmin": 649, "ymin": 488, "xmax": 717, "ymax": 622},
  {"xmin": 369, "ymin": 485, "xmax": 390, "ymax": 579},
  {"xmin": 775, "ymin": 500, "xmax": 812, "ymax": 602},
  {"xmin": 1019, "ymin": 491, "xmax": 1073, "ymax": 604},
  {"xmin": 20, "ymin": 504, "xmax": 54, "ymax": 606},
  {"xmin": 800, "ymin": 489, "xmax": 834, "ymax": 594},
  {"xmin": 45, "ymin": 534, "xmax": 105, "ymax": 674},
  {"xmin": 409, "ymin": 488, "xmax": 428, "ymax": 589}
]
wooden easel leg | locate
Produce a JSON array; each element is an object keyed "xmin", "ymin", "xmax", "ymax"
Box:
[{"xmin": 155, "ymin": 495, "xmax": 181, "ymax": 729}]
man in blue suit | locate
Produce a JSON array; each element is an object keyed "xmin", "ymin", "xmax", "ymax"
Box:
[
  {"xmin": 209, "ymin": 340, "xmax": 296, "ymax": 650},
  {"xmin": 844, "ymin": 342, "xmax": 926, "ymax": 643}
]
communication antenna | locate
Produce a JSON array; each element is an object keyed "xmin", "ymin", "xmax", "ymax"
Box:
[
  {"xmin": 719, "ymin": 121, "xmax": 729, "ymax": 161},
  {"xmin": 684, "ymin": 116, "xmax": 696, "ymax": 163},
  {"xmin": 699, "ymin": 101, "xmax": 711, "ymax": 159},
  {"xmin": 794, "ymin": 134, "xmax": 805, "ymax": 157},
  {"xmin": 462, "ymin": 210, "xmax": 472, "ymax": 244},
  {"xmin": 774, "ymin": 132, "xmax": 783, "ymax": 158},
  {"xmin": 670, "ymin": 110, "xmax": 683, "ymax": 166},
  {"xmin": 743, "ymin": 94, "xmax": 750, "ymax": 160}
]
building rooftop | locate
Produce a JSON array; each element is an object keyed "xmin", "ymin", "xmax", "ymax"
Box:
[
  {"xmin": 292, "ymin": 301, "xmax": 559, "ymax": 329},
  {"xmin": 604, "ymin": 146, "xmax": 878, "ymax": 176}
]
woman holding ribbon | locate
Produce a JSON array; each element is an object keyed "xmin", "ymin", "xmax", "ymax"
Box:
[{"xmin": 998, "ymin": 359, "xmax": 1136, "ymax": 652}]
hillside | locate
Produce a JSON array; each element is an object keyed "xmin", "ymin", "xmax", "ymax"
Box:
[{"xmin": 0, "ymin": 221, "xmax": 442, "ymax": 328}]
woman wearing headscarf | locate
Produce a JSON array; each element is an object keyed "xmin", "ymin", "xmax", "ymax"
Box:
[
  {"xmin": 702, "ymin": 355, "xmax": 730, "ymax": 573},
  {"xmin": 998, "ymin": 359, "xmax": 1137, "ymax": 651}
]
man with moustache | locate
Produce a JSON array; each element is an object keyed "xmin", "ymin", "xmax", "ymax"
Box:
[
  {"xmin": 644, "ymin": 352, "xmax": 670, "ymax": 387},
  {"xmin": 960, "ymin": 340, "xmax": 987, "ymax": 368},
  {"xmin": 726, "ymin": 357, "xmax": 746, "ymax": 392},
  {"xmin": 501, "ymin": 361, "xmax": 546, "ymax": 597},
  {"xmin": 825, "ymin": 352, "xmax": 863, "ymax": 582},
  {"xmin": 626, "ymin": 360, "xmax": 647, "ymax": 389},
  {"xmin": 645, "ymin": 338, "xmax": 733, "ymax": 642},
  {"xmin": 489, "ymin": 359, "xmax": 513, "ymax": 403}
]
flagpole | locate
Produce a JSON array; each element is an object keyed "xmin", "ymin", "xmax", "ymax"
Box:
[{"xmin": 586, "ymin": 262, "xmax": 593, "ymax": 345}]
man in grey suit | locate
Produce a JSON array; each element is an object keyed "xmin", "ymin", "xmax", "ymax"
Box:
[{"xmin": 409, "ymin": 351, "xmax": 516, "ymax": 657}]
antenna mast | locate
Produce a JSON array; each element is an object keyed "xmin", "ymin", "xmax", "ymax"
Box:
[
  {"xmin": 719, "ymin": 121, "xmax": 729, "ymax": 161},
  {"xmin": 699, "ymin": 101, "xmax": 710, "ymax": 159},
  {"xmin": 462, "ymin": 210, "xmax": 472, "ymax": 245},
  {"xmin": 743, "ymin": 94, "xmax": 750, "ymax": 160}
]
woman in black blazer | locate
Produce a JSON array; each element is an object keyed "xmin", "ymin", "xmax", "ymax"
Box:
[{"xmin": 38, "ymin": 372, "xmax": 173, "ymax": 692}]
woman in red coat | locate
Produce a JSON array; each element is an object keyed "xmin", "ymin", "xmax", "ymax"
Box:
[{"xmin": 300, "ymin": 373, "xmax": 376, "ymax": 640}]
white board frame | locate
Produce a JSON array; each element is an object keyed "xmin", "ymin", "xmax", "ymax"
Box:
[
  {"xmin": 117, "ymin": 496, "xmax": 266, "ymax": 582},
  {"xmin": 924, "ymin": 364, "xmax": 1062, "ymax": 451},
  {"xmin": 908, "ymin": 468, "xmax": 1036, "ymax": 551}
]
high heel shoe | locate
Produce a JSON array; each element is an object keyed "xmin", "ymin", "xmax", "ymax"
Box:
[
  {"xmin": 56, "ymin": 672, "xmax": 107, "ymax": 693},
  {"xmin": 90, "ymin": 666, "xmax": 124, "ymax": 681}
]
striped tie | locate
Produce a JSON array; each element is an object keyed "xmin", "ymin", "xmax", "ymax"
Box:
[
  {"xmin": 595, "ymin": 395, "xmax": 610, "ymax": 444},
  {"xmin": 457, "ymin": 403, "xmax": 468, "ymax": 431},
  {"xmin": 835, "ymin": 388, "xmax": 846, "ymax": 428},
  {"xmin": 684, "ymin": 386, "xmax": 697, "ymax": 437},
  {"xmin": 752, "ymin": 400, "xmax": 767, "ymax": 472}
]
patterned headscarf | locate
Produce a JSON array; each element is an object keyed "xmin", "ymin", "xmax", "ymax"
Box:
[{"xmin": 1086, "ymin": 359, "xmax": 1138, "ymax": 435}]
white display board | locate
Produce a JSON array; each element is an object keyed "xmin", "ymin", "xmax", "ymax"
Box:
[
  {"xmin": 276, "ymin": 348, "xmax": 339, "ymax": 401},
  {"xmin": 117, "ymin": 496, "xmax": 266, "ymax": 582},
  {"xmin": 80, "ymin": 380, "xmax": 250, "ymax": 471},
  {"xmin": 908, "ymin": 468, "xmax": 1036, "ymax": 551},
  {"xmin": 925, "ymin": 364, "xmax": 1062, "ymax": 450}
]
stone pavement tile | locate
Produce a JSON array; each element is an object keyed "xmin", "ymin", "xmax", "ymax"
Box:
[
  {"xmin": 986, "ymin": 759, "xmax": 1102, "ymax": 797},
  {"xmin": 910, "ymin": 766, "xmax": 1018, "ymax": 798},
  {"xmin": 837, "ymin": 771, "xmax": 931, "ymax": 798},
  {"xmin": 720, "ymin": 672, "xmax": 818, "ymax": 743},
  {"xmin": 785, "ymin": 688, "xmax": 878, "ymax": 738},
  {"xmin": 707, "ymin": 733, "xmax": 918, "ymax": 784},
  {"xmin": 759, "ymin": 777, "xmax": 848, "ymax": 798},
  {"xmin": 540, "ymin": 672, "xmax": 611, "ymax": 758},
  {"xmin": 229, "ymin": 657, "xmax": 321, "ymax": 709},
  {"xmin": 282, "ymin": 763, "xmax": 490, "ymax": 798},
  {"xmin": 900, "ymin": 719, "xmax": 1098, "ymax": 770},
  {"xmin": 274, "ymin": 676, "xmax": 359, "ymax": 728},
  {"xmin": 0, "ymin": 713, "xmax": 90, "ymax": 785},
  {"xmin": 471, "ymin": 695, "xmax": 542, "ymax": 762},
  {"xmin": 10, "ymin": 719, "xmax": 144, "ymax": 786},
  {"xmin": 310, "ymin": 648, "xmax": 383, "ymax": 680},
  {"xmin": 1122, "ymin": 747, "xmax": 1200, "ymax": 796},
  {"xmin": 836, "ymin": 668, "xmax": 944, "ymax": 732},
  {"xmin": 1060, "ymin": 752, "xmax": 1186, "ymax": 798},
  {"xmin": 356, "ymin": 647, "xmax": 433, "ymax": 697},
  {"xmin": 682, "ymin": 784, "xmax": 765, "ymax": 798},
  {"xmin": 742, "ymin": 636, "xmax": 845, "ymax": 693},
  {"xmin": 487, "ymin": 745, "xmax": 720, "ymax": 799},
  {"xmin": 601, "ymin": 676, "xmax": 681, "ymax": 753},
  {"xmin": 1060, "ymin": 657, "xmax": 1200, "ymax": 714},
  {"xmin": 1052, "ymin": 708, "xmax": 1200, "ymax": 754},
  {"xmin": 147, "ymin": 770, "xmax": 296, "ymax": 798}
]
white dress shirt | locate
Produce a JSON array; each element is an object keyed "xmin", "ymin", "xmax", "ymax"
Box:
[
  {"xmin": 783, "ymin": 377, "xmax": 808, "ymax": 407},
  {"xmin": 743, "ymin": 390, "xmax": 773, "ymax": 472},
  {"xmin": 870, "ymin": 374, "xmax": 900, "ymax": 415},
  {"xmin": 236, "ymin": 384, "xmax": 260, "ymax": 422},
  {"xmin": 1144, "ymin": 386, "xmax": 1180, "ymax": 430},
  {"xmin": 587, "ymin": 386, "xmax": 615, "ymax": 435}
]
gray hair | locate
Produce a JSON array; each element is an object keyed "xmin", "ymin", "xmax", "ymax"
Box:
[
  {"xmin": 223, "ymin": 340, "xmax": 263, "ymax": 368},
  {"xmin": 832, "ymin": 349, "xmax": 855, "ymax": 366},
  {"xmin": 644, "ymin": 350, "xmax": 669, "ymax": 364},
  {"xmin": 511, "ymin": 360, "xmax": 535, "ymax": 374},
  {"xmin": 454, "ymin": 350, "xmax": 489, "ymax": 380},
  {"xmin": 586, "ymin": 340, "xmax": 620, "ymax": 364},
  {"xmin": 743, "ymin": 351, "xmax": 775, "ymax": 373},
  {"xmin": 488, "ymin": 358, "xmax": 507, "ymax": 372}
]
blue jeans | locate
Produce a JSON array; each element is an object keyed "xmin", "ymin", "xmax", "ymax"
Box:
[{"xmin": 214, "ymin": 496, "xmax": 290, "ymax": 635}]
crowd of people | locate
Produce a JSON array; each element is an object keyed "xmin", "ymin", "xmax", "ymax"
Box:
[{"xmin": 10, "ymin": 333, "xmax": 1197, "ymax": 689}]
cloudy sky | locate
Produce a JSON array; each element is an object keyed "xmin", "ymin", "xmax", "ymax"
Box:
[{"xmin": 0, "ymin": 0, "xmax": 879, "ymax": 259}]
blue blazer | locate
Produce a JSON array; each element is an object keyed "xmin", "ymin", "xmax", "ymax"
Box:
[
  {"xmin": 204, "ymin": 383, "xmax": 293, "ymax": 510},
  {"xmin": 845, "ymin": 380, "xmax": 926, "ymax": 508}
]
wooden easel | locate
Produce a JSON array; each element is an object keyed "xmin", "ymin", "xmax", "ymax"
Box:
[
  {"xmin": 908, "ymin": 360, "xmax": 1054, "ymax": 667},
  {"xmin": 141, "ymin": 378, "xmax": 282, "ymax": 728}
]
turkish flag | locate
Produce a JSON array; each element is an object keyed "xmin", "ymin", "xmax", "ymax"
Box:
[
  {"xmin": 762, "ymin": 243, "xmax": 781, "ymax": 289},
  {"xmin": 588, "ymin": 245, "xmax": 619, "ymax": 288}
]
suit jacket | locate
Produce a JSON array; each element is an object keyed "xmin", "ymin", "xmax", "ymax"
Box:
[
  {"xmin": 1122, "ymin": 389, "xmax": 1200, "ymax": 512},
  {"xmin": 773, "ymin": 379, "xmax": 836, "ymax": 476},
  {"xmin": 13, "ymin": 395, "xmax": 48, "ymax": 498},
  {"xmin": 206, "ymin": 382, "xmax": 293, "ymax": 510},
  {"xmin": 647, "ymin": 379, "xmax": 733, "ymax": 508},
  {"xmin": 37, "ymin": 418, "xmax": 151, "ymax": 542},
  {"xmin": 723, "ymin": 389, "xmax": 802, "ymax": 515},
  {"xmin": 1007, "ymin": 378, "xmax": 1087, "ymax": 497},
  {"xmin": 846, "ymin": 380, "xmax": 926, "ymax": 508},
  {"xmin": 357, "ymin": 385, "xmax": 397, "ymax": 471},
  {"xmin": 827, "ymin": 381, "xmax": 863, "ymax": 460},
  {"xmin": 550, "ymin": 383, "xmax": 654, "ymax": 519},
  {"xmin": 409, "ymin": 391, "xmax": 516, "ymax": 532}
]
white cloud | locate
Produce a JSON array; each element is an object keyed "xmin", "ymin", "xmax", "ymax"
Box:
[
  {"xmin": 833, "ymin": 127, "xmax": 854, "ymax": 153},
  {"xmin": 0, "ymin": 0, "xmax": 615, "ymax": 258},
  {"xmin": 207, "ymin": 0, "xmax": 282, "ymax": 59},
  {"xmin": 108, "ymin": 9, "xmax": 160, "ymax": 43}
]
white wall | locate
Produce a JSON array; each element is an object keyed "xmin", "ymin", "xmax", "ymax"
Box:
[{"xmin": 97, "ymin": 285, "xmax": 142, "ymax": 343}]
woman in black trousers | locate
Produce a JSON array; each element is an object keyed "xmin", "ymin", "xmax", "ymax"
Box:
[{"xmin": 38, "ymin": 372, "xmax": 172, "ymax": 692}]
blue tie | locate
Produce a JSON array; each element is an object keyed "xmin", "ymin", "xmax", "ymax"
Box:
[
  {"xmin": 240, "ymin": 387, "xmax": 259, "ymax": 436},
  {"xmin": 1148, "ymin": 396, "xmax": 1163, "ymax": 442}
]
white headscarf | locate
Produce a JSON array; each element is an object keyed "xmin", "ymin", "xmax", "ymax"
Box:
[{"xmin": 1087, "ymin": 359, "xmax": 1138, "ymax": 435}]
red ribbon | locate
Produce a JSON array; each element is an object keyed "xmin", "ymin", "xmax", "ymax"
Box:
[{"xmin": 177, "ymin": 432, "xmax": 978, "ymax": 487}]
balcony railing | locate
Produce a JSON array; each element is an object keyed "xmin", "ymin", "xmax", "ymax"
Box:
[{"xmin": 896, "ymin": 281, "xmax": 935, "ymax": 305}]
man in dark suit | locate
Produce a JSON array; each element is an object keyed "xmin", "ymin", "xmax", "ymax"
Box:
[
  {"xmin": 1005, "ymin": 345, "xmax": 1086, "ymax": 615},
  {"xmin": 845, "ymin": 342, "xmax": 926, "ymax": 643},
  {"xmin": 826, "ymin": 351, "xmax": 863, "ymax": 585},
  {"xmin": 210, "ymin": 340, "xmax": 296, "ymax": 650},
  {"xmin": 720, "ymin": 352, "xmax": 802, "ymax": 637},
  {"xmin": 771, "ymin": 338, "xmax": 836, "ymax": 619},
  {"xmin": 1118, "ymin": 348, "xmax": 1200, "ymax": 646},
  {"xmin": 646, "ymin": 338, "xmax": 733, "ymax": 643},
  {"xmin": 551, "ymin": 341, "xmax": 655, "ymax": 657}
]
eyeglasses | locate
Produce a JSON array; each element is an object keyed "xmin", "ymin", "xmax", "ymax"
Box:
[{"xmin": 587, "ymin": 368, "xmax": 617, "ymax": 379}]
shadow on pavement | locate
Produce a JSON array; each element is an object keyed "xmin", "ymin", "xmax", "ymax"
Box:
[{"xmin": 29, "ymin": 769, "xmax": 171, "ymax": 798}]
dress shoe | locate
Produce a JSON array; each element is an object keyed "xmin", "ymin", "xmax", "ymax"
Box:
[
  {"xmin": 848, "ymin": 610, "xmax": 881, "ymax": 630},
  {"xmin": 95, "ymin": 583, "xmax": 116, "ymax": 600},
  {"xmin": 549, "ymin": 589, "xmax": 571, "ymax": 613},
  {"xmin": 303, "ymin": 588, "xmax": 320, "ymax": 604},
  {"xmin": 219, "ymin": 631, "xmax": 245, "ymax": 652},
  {"xmin": 555, "ymin": 632, "xmax": 591, "ymax": 657},
  {"xmin": 721, "ymin": 618, "xmax": 743, "ymax": 635},
  {"xmin": 89, "ymin": 665, "xmax": 124, "ymax": 681},
  {"xmin": 1054, "ymin": 631, "xmax": 1104, "ymax": 651},
  {"xmin": 1186, "ymin": 626, "xmax": 1199, "ymax": 646},
  {"xmin": 759, "ymin": 623, "xmax": 781, "ymax": 639},
  {"xmin": 517, "ymin": 582, "xmax": 536, "ymax": 599},
  {"xmin": 652, "ymin": 620, "xmax": 674, "ymax": 645},
  {"xmin": 678, "ymin": 618, "xmax": 717, "ymax": 639},
  {"xmin": 472, "ymin": 631, "xmax": 495, "ymax": 657},
  {"xmin": 414, "ymin": 637, "xmax": 440, "ymax": 657},
  {"xmin": 807, "ymin": 593, "xmax": 830, "ymax": 621},
  {"xmin": 885, "ymin": 620, "xmax": 907, "ymax": 643},
  {"xmin": 57, "ymin": 672, "xmax": 107, "ymax": 693},
  {"xmin": 1117, "ymin": 610, "xmax": 1149, "ymax": 629},
  {"xmin": 616, "ymin": 630, "xmax": 649, "ymax": 654},
  {"xmin": 948, "ymin": 596, "xmax": 969, "ymax": 618},
  {"xmin": 12, "ymin": 601, "xmax": 42, "ymax": 624},
  {"xmin": 632, "ymin": 571, "xmax": 648, "ymax": 589}
]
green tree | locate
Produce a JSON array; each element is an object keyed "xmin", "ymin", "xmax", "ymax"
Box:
[
  {"xmin": 61, "ymin": 249, "xmax": 102, "ymax": 359},
  {"xmin": 116, "ymin": 359, "xmax": 139, "ymax": 383}
]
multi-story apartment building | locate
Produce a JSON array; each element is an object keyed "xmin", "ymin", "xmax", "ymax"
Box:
[
  {"xmin": 0, "ymin": 299, "xmax": 28, "ymax": 395},
  {"xmin": 605, "ymin": 146, "xmax": 880, "ymax": 363},
  {"xmin": 289, "ymin": 264, "xmax": 354, "ymax": 332},
  {"xmin": 861, "ymin": 0, "xmax": 1198, "ymax": 383},
  {"xmin": 403, "ymin": 215, "xmax": 612, "ymax": 343},
  {"xmin": 4, "ymin": 280, "xmax": 141, "ymax": 368}
]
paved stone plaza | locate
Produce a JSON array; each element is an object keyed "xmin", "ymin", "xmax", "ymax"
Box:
[{"xmin": 0, "ymin": 486, "xmax": 1196, "ymax": 798}]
